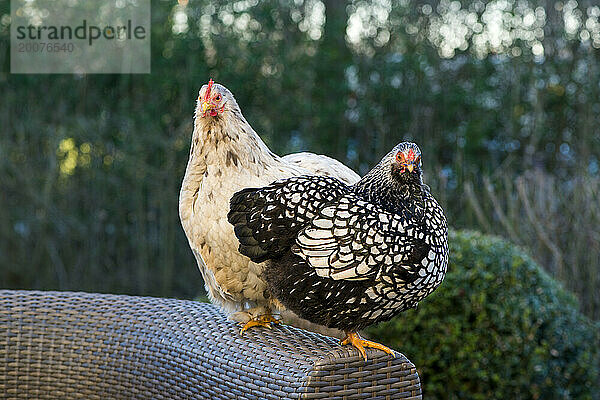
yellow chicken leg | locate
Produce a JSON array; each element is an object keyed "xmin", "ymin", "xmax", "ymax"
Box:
[
  {"xmin": 341, "ymin": 331, "xmax": 396, "ymax": 361},
  {"xmin": 239, "ymin": 312, "xmax": 281, "ymax": 335}
]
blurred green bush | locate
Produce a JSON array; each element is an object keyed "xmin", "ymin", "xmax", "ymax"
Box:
[{"xmin": 367, "ymin": 230, "xmax": 600, "ymax": 399}]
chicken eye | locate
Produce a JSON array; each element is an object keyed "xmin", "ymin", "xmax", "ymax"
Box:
[
  {"xmin": 395, "ymin": 152, "xmax": 403, "ymax": 162},
  {"xmin": 214, "ymin": 94, "xmax": 222, "ymax": 102}
]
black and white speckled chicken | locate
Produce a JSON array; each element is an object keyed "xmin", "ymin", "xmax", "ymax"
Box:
[{"xmin": 228, "ymin": 142, "xmax": 448, "ymax": 359}]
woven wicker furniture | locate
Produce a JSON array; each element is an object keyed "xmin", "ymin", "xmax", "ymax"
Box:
[{"xmin": 0, "ymin": 290, "xmax": 421, "ymax": 399}]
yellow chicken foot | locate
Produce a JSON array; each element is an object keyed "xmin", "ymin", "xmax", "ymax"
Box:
[
  {"xmin": 340, "ymin": 331, "xmax": 396, "ymax": 361},
  {"xmin": 239, "ymin": 313, "xmax": 281, "ymax": 335}
]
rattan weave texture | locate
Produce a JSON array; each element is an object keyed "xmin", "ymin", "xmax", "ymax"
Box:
[{"xmin": 0, "ymin": 290, "xmax": 421, "ymax": 399}]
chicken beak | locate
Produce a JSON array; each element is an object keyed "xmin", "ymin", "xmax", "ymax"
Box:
[
  {"xmin": 406, "ymin": 164, "xmax": 414, "ymax": 173},
  {"xmin": 201, "ymin": 101, "xmax": 214, "ymax": 115}
]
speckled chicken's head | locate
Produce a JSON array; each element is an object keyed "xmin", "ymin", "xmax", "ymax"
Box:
[
  {"xmin": 196, "ymin": 79, "xmax": 239, "ymax": 119},
  {"xmin": 389, "ymin": 142, "xmax": 422, "ymax": 184},
  {"xmin": 353, "ymin": 141, "xmax": 424, "ymax": 202}
]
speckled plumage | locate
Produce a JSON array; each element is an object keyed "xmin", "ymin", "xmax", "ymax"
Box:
[
  {"xmin": 179, "ymin": 81, "xmax": 359, "ymax": 324},
  {"xmin": 228, "ymin": 142, "xmax": 448, "ymax": 332}
]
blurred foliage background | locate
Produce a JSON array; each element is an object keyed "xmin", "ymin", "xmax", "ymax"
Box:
[
  {"xmin": 367, "ymin": 230, "xmax": 599, "ymax": 398},
  {"xmin": 0, "ymin": 0, "xmax": 599, "ymax": 325}
]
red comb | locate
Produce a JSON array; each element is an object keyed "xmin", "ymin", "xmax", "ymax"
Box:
[
  {"xmin": 204, "ymin": 79, "xmax": 214, "ymax": 101},
  {"xmin": 407, "ymin": 148, "xmax": 415, "ymax": 160}
]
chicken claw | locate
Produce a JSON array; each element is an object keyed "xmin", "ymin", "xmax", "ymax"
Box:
[{"xmin": 239, "ymin": 313, "xmax": 281, "ymax": 335}]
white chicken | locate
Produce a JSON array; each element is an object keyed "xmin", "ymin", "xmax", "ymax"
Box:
[{"xmin": 179, "ymin": 79, "xmax": 359, "ymax": 332}]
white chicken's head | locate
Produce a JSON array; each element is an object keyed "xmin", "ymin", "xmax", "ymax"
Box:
[{"xmin": 197, "ymin": 79, "xmax": 237, "ymax": 118}]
